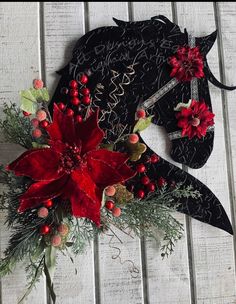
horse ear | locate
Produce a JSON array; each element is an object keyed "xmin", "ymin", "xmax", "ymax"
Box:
[
  {"xmin": 197, "ymin": 30, "xmax": 218, "ymax": 55},
  {"xmin": 113, "ymin": 18, "xmax": 128, "ymax": 27}
]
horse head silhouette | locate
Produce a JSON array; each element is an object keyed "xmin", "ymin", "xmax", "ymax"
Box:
[{"xmin": 50, "ymin": 15, "xmax": 233, "ymax": 234}]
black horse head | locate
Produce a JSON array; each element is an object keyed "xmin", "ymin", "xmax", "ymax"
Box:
[{"xmin": 50, "ymin": 15, "xmax": 233, "ymax": 235}]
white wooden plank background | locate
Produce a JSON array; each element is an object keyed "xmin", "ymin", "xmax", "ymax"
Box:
[{"xmin": 0, "ymin": 2, "xmax": 236, "ymax": 304}]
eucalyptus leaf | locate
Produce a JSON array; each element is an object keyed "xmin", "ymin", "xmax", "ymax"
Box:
[
  {"xmin": 100, "ymin": 143, "xmax": 114, "ymax": 151},
  {"xmin": 127, "ymin": 141, "xmax": 147, "ymax": 161},
  {"xmin": 174, "ymin": 99, "xmax": 192, "ymax": 111},
  {"xmin": 20, "ymin": 91, "xmax": 38, "ymax": 114},
  {"xmin": 45, "ymin": 246, "xmax": 56, "ymax": 282},
  {"xmin": 30, "ymin": 88, "xmax": 50, "ymax": 102},
  {"xmin": 133, "ymin": 116, "xmax": 154, "ymax": 133},
  {"xmin": 66, "ymin": 242, "xmax": 74, "ymax": 247},
  {"xmin": 32, "ymin": 142, "xmax": 50, "ymax": 149},
  {"xmin": 20, "ymin": 88, "xmax": 50, "ymax": 114},
  {"xmin": 101, "ymin": 189, "xmax": 106, "ymax": 207},
  {"xmin": 113, "ymin": 184, "xmax": 134, "ymax": 205},
  {"xmin": 44, "ymin": 257, "xmax": 56, "ymax": 304},
  {"xmin": 44, "ymin": 247, "xmax": 57, "ymax": 304}
]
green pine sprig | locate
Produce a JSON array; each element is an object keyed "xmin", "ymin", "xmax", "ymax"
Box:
[{"xmin": 0, "ymin": 103, "xmax": 33, "ymax": 149}]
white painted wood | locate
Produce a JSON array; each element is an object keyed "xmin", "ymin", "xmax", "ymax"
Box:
[
  {"xmin": 0, "ymin": 2, "xmax": 47, "ymax": 303},
  {"xmin": 132, "ymin": 2, "xmax": 192, "ymax": 303},
  {"xmin": 176, "ymin": 2, "xmax": 236, "ymax": 303},
  {"xmin": 43, "ymin": 2, "xmax": 96, "ymax": 303},
  {"xmin": 217, "ymin": 2, "xmax": 236, "ymax": 226},
  {"xmin": 88, "ymin": 2, "xmax": 129, "ymax": 30},
  {"xmin": 43, "ymin": 2, "xmax": 85, "ymax": 91},
  {"xmin": 1, "ymin": 2, "xmax": 236, "ymax": 304},
  {"xmin": 87, "ymin": 3, "xmax": 145, "ymax": 304}
]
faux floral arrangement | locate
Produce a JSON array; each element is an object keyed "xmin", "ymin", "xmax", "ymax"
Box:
[{"xmin": 0, "ymin": 76, "xmax": 200, "ymax": 303}]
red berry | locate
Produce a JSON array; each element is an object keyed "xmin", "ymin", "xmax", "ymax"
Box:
[
  {"xmin": 81, "ymin": 87, "xmax": 90, "ymax": 95},
  {"xmin": 51, "ymin": 235, "xmax": 62, "ymax": 247},
  {"xmin": 82, "ymin": 95, "xmax": 91, "ymax": 105},
  {"xmin": 157, "ymin": 177, "xmax": 166, "ymax": 188},
  {"xmin": 69, "ymin": 80, "xmax": 78, "ymax": 89},
  {"xmin": 23, "ymin": 111, "xmax": 31, "ymax": 116},
  {"xmin": 147, "ymin": 182, "xmax": 155, "ymax": 192},
  {"xmin": 37, "ymin": 207, "xmax": 49, "ymax": 218},
  {"xmin": 136, "ymin": 109, "xmax": 146, "ymax": 119},
  {"xmin": 69, "ymin": 89, "xmax": 78, "ymax": 97},
  {"xmin": 105, "ymin": 200, "xmax": 115, "ymax": 210},
  {"xmin": 80, "ymin": 74, "xmax": 88, "ymax": 84},
  {"xmin": 44, "ymin": 199, "xmax": 53, "ymax": 208},
  {"xmin": 32, "ymin": 128, "xmax": 42, "ymax": 138},
  {"xmin": 33, "ymin": 79, "xmax": 44, "ymax": 89},
  {"xmin": 36, "ymin": 110, "xmax": 47, "ymax": 122},
  {"xmin": 137, "ymin": 189, "xmax": 145, "ymax": 199},
  {"xmin": 128, "ymin": 134, "xmax": 139, "ymax": 144},
  {"xmin": 58, "ymin": 102, "xmax": 66, "ymax": 111},
  {"xmin": 136, "ymin": 163, "xmax": 146, "ymax": 173},
  {"xmin": 70, "ymin": 97, "xmax": 80, "ymax": 106},
  {"xmin": 105, "ymin": 186, "xmax": 116, "ymax": 196},
  {"xmin": 40, "ymin": 120, "xmax": 49, "ymax": 128},
  {"xmin": 112, "ymin": 207, "xmax": 121, "ymax": 217},
  {"xmin": 65, "ymin": 108, "xmax": 74, "ymax": 116},
  {"xmin": 58, "ymin": 224, "xmax": 69, "ymax": 236},
  {"xmin": 141, "ymin": 176, "xmax": 150, "ymax": 185},
  {"xmin": 40, "ymin": 225, "xmax": 50, "ymax": 235},
  {"xmin": 75, "ymin": 115, "xmax": 83, "ymax": 123},
  {"xmin": 150, "ymin": 154, "xmax": 160, "ymax": 164},
  {"xmin": 31, "ymin": 118, "xmax": 39, "ymax": 128}
]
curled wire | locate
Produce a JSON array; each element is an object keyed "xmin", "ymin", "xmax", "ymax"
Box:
[
  {"xmin": 93, "ymin": 83, "xmax": 105, "ymax": 103},
  {"xmin": 104, "ymin": 227, "xmax": 140, "ymax": 278}
]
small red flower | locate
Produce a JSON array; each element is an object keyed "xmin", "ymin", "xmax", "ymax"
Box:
[
  {"xmin": 7, "ymin": 104, "xmax": 135, "ymax": 226},
  {"xmin": 169, "ymin": 46, "xmax": 204, "ymax": 82},
  {"xmin": 176, "ymin": 100, "xmax": 215, "ymax": 139}
]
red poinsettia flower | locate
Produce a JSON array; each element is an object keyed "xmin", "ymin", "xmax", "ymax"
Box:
[
  {"xmin": 176, "ymin": 100, "xmax": 215, "ymax": 139},
  {"xmin": 169, "ymin": 46, "xmax": 204, "ymax": 82},
  {"xmin": 7, "ymin": 104, "xmax": 135, "ymax": 226}
]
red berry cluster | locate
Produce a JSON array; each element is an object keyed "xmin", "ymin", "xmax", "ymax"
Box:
[
  {"xmin": 39, "ymin": 199, "xmax": 54, "ymax": 235},
  {"xmin": 58, "ymin": 74, "xmax": 91, "ymax": 122},
  {"xmin": 104, "ymin": 186, "xmax": 121, "ymax": 217},
  {"xmin": 38, "ymin": 199, "xmax": 69, "ymax": 247},
  {"xmin": 31, "ymin": 109, "xmax": 50, "ymax": 139},
  {"xmin": 132, "ymin": 153, "xmax": 168, "ymax": 199}
]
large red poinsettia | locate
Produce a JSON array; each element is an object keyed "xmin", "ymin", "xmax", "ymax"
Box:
[
  {"xmin": 169, "ymin": 46, "xmax": 204, "ymax": 82},
  {"xmin": 176, "ymin": 99, "xmax": 215, "ymax": 139},
  {"xmin": 7, "ymin": 104, "xmax": 135, "ymax": 226}
]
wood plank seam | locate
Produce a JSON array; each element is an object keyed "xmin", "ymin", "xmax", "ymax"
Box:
[
  {"xmin": 128, "ymin": 3, "xmax": 148, "ymax": 303},
  {"xmin": 83, "ymin": 3, "xmax": 101, "ymax": 303},
  {"xmin": 84, "ymin": 2, "xmax": 90, "ymax": 36},
  {"xmin": 39, "ymin": 2, "xmax": 47, "ymax": 85},
  {"xmin": 140, "ymin": 238, "xmax": 149, "ymax": 304},
  {"xmin": 128, "ymin": 2, "xmax": 134, "ymax": 23},
  {"xmin": 38, "ymin": 2, "xmax": 50, "ymax": 304},
  {"xmin": 93, "ymin": 235, "xmax": 101, "ymax": 304},
  {"xmin": 213, "ymin": 0, "xmax": 236, "ymax": 270},
  {"xmin": 172, "ymin": 3, "xmax": 197, "ymax": 304}
]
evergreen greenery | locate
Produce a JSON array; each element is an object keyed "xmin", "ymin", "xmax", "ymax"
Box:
[{"xmin": 0, "ymin": 103, "xmax": 33, "ymax": 149}]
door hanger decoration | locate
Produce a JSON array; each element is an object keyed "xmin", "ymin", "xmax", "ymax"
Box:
[{"xmin": 0, "ymin": 16, "xmax": 235, "ymax": 303}]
